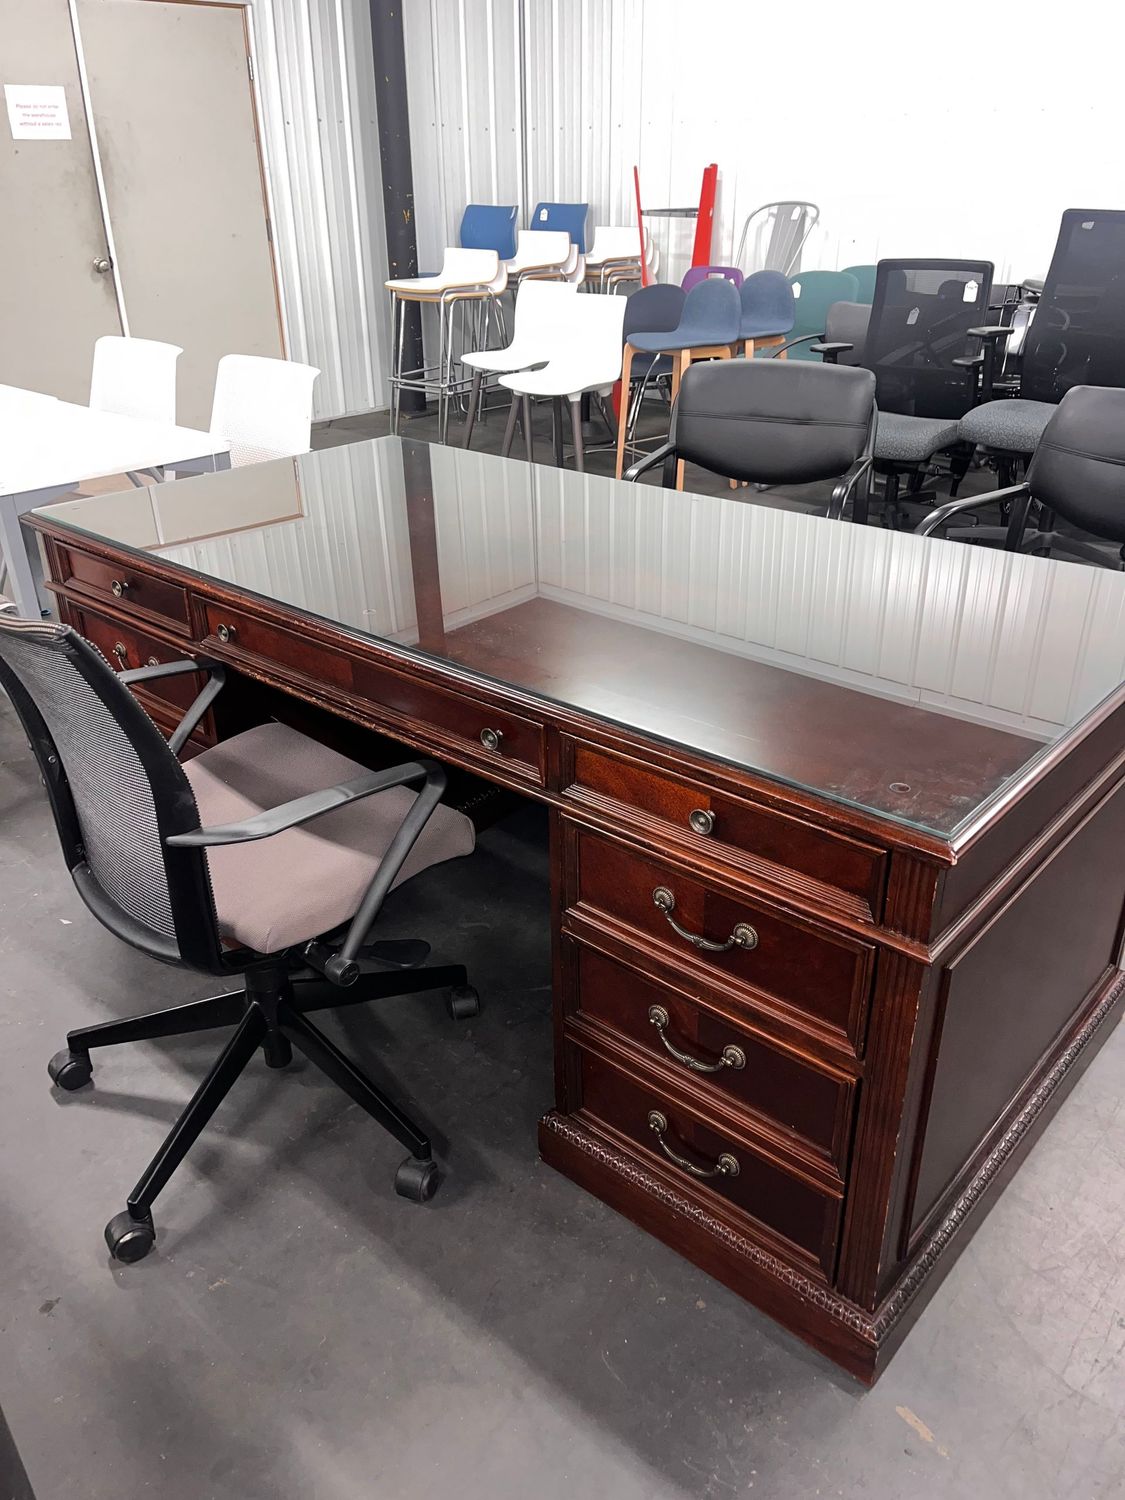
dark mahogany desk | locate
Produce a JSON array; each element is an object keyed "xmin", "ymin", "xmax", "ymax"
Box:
[{"xmin": 25, "ymin": 437, "xmax": 1125, "ymax": 1382}]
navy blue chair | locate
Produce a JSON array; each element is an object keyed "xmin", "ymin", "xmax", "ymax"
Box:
[
  {"xmin": 460, "ymin": 204, "xmax": 518, "ymax": 260},
  {"xmin": 617, "ymin": 283, "xmax": 687, "ymax": 467},
  {"xmin": 617, "ymin": 278, "xmax": 741, "ymax": 484},
  {"xmin": 738, "ymin": 271, "xmax": 795, "ymax": 356},
  {"xmin": 530, "ymin": 201, "xmax": 589, "ymax": 254}
]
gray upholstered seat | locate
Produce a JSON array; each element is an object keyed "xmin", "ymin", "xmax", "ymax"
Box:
[
  {"xmin": 957, "ymin": 398, "xmax": 1055, "ymax": 454},
  {"xmin": 184, "ymin": 722, "xmax": 475, "ymax": 954},
  {"xmin": 874, "ymin": 412, "xmax": 960, "ymax": 462}
]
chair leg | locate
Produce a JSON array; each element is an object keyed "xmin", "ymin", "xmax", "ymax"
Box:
[
  {"xmin": 63, "ymin": 991, "xmax": 246, "ymax": 1059},
  {"xmin": 279, "ymin": 1006, "xmax": 432, "ymax": 1162},
  {"xmin": 522, "ymin": 394, "xmax": 534, "ymax": 463},
  {"xmin": 462, "ymin": 369, "xmax": 483, "ymax": 449},
  {"xmin": 107, "ymin": 1006, "xmax": 268, "ymax": 1256},
  {"xmin": 290, "ymin": 962, "xmax": 470, "ymax": 1015},
  {"xmin": 615, "ymin": 344, "xmax": 636, "ymax": 478},
  {"xmin": 552, "ymin": 398, "xmax": 565, "ymax": 466},
  {"xmin": 569, "ymin": 397, "xmax": 585, "ymax": 472},
  {"xmin": 500, "ymin": 393, "xmax": 520, "ymax": 457},
  {"xmin": 673, "ymin": 352, "xmax": 691, "ymax": 491}
]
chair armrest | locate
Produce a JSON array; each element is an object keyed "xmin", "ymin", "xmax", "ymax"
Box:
[
  {"xmin": 624, "ymin": 442, "xmax": 676, "ymax": 482},
  {"xmin": 809, "ymin": 341, "xmax": 854, "ymax": 365},
  {"xmin": 952, "ymin": 353, "xmax": 985, "ymax": 369},
  {"xmin": 827, "ymin": 457, "xmax": 872, "ymax": 520},
  {"xmin": 769, "ymin": 334, "xmax": 823, "ymax": 359},
  {"xmin": 118, "ymin": 657, "xmax": 228, "ymax": 758},
  {"xmin": 914, "ymin": 483, "xmax": 1031, "ymax": 536},
  {"xmin": 967, "ymin": 325, "xmax": 1016, "ymax": 341}
]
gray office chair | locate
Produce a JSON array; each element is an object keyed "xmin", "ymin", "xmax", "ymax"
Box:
[
  {"xmin": 624, "ymin": 358, "xmax": 877, "ymax": 521},
  {"xmin": 916, "ymin": 385, "xmax": 1125, "ymax": 566},
  {"xmin": 0, "ymin": 616, "xmax": 480, "ymax": 1261}
]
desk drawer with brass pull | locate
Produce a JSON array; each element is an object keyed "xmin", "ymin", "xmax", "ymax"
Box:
[
  {"xmin": 562, "ymin": 737, "xmax": 887, "ymax": 921},
  {"xmin": 70, "ymin": 605, "xmax": 204, "ymax": 714},
  {"xmin": 56, "ymin": 546, "xmax": 191, "ymax": 632},
  {"xmin": 574, "ymin": 1045, "xmax": 842, "ymax": 1277},
  {"xmin": 565, "ymin": 941, "xmax": 856, "ymax": 1175},
  {"xmin": 566, "ymin": 826, "xmax": 875, "ymax": 1053}
]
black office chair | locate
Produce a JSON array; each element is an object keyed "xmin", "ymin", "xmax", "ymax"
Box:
[
  {"xmin": 916, "ymin": 385, "xmax": 1125, "ymax": 567},
  {"xmin": 0, "ymin": 616, "xmax": 481, "ymax": 1261},
  {"xmin": 958, "ymin": 209, "xmax": 1125, "ymax": 480},
  {"xmin": 622, "ymin": 358, "xmax": 877, "ymax": 521}
]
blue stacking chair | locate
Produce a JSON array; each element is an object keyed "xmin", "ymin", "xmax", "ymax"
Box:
[
  {"xmin": 530, "ymin": 202, "xmax": 589, "ymax": 254},
  {"xmin": 617, "ymin": 278, "xmax": 741, "ymax": 485},
  {"xmin": 738, "ymin": 271, "xmax": 795, "ymax": 356},
  {"xmin": 460, "ymin": 204, "xmax": 518, "ymax": 260}
]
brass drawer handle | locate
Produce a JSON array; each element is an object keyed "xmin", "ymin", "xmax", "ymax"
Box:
[
  {"xmin": 110, "ymin": 578, "xmax": 129, "ymax": 598},
  {"xmin": 648, "ymin": 1006, "xmax": 745, "ymax": 1073},
  {"xmin": 652, "ymin": 887, "xmax": 758, "ymax": 954},
  {"xmin": 688, "ymin": 808, "xmax": 715, "ymax": 836},
  {"xmin": 112, "ymin": 642, "xmax": 128, "ymax": 665},
  {"xmin": 480, "ymin": 726, "xmax": 503, "ymax": 752},
  {"xmin": 647, "ymin": 1111, "xmax": 740, "ymax": 1179},
  {"xmin": 215, "ymin": 623, "xmax": 236, "ymax": 644}
]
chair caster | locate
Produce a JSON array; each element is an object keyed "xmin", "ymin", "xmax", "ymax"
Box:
[
  {"xmin": 394, "ymin": 1156, "xmax": 440, "ymax": 1203},
  {"xmin": 446, "ymin": 984, "xmax": 480, "ymax": 1021},
  {"xmin": 105, "ymin": 1210, "xmax": 156, "ymax": 1263},
  {"xmin": 48, "ymin": 1048, "xmax": 93, "ymax": 1091}
]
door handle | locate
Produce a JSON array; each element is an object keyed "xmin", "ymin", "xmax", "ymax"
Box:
[{"xmin": 93, "ymin": 257, "xmax": 113, "ymax": 274}]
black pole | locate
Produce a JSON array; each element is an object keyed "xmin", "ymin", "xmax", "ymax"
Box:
[{"xmin": 369, "ymin": 1, "xmax": 425, "ymax": 414}]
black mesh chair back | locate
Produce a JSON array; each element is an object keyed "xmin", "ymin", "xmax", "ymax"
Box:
[
  {"xmin": 1021, "ymin": 209, "xmax": 1125, "ymax": 404},
  {"xmin": 865, "ymin": 259, "xmax": 993, "ymax": 419},
  {"xmin": 671, "ymin": 359, "xmax": 875, "ymax": 485},
  {"xmin": 0, "ymin": 617, "xmax": 221, "ymax": 970},
  {"xmin": 1025, "ymin": 386, "xmax": 1125, "ymax": 545}
]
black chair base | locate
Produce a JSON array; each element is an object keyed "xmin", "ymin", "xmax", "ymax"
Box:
[{"xmin": 48, "ymin": 956, "xmax": 479, "ymax": 1261}]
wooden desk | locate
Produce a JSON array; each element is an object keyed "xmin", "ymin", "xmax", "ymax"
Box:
[{"xmin": 26, "ymin": 437, "xmax": 1125, "ymax": 1383}]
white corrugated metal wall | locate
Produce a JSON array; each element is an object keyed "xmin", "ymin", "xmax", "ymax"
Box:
[
  {"xmin": 247, "ymin": 0, "xmax": 390, "ymax": 421},
  {"xmin": 402, "ymin": 0, "xmax": 1123, "ymax": 292}
]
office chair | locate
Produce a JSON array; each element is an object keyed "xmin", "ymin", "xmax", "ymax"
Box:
[
  {"xmin": 915, "ymin": 384, "xmax": 1125, "ymax": 567},
  {"xmin": 958, "ymin": 210, "xmax": 1125, "ymax": 481},
  {"xmin": 0, "ymin": 616, "xmax": 480, "ymax": 1262},
  {"xmin": 623, "ymin": 358, "xmax": 877, "ymax": 521}
]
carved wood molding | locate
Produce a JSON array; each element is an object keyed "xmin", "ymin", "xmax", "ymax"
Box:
[{"xmin": 543, "ymin": 967, "xmax": 1125, "ymax": 1347}]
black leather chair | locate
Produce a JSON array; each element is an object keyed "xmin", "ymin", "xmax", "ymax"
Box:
[
  {"xmin": 0, "ymin": 616, "xmax": 481, "ymax": 1261},
  {"xmin": 916, "ymin": 385, "xmax": 1125, "ymax": 567},
  {"xmin": 623, "ymin": 358, "xmax": 877, "ymax": 521}
]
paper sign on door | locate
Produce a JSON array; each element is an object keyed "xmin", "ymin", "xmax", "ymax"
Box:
[{"xmin": 5, "ymin": 84, "xmax": 72, "ymax": 140}]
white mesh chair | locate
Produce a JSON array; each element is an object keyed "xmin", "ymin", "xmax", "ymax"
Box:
[
  {"xmin": 209, "ymin": 355, "xmax": 319, "ymax": 468},
  {"xmin": 89, "ymin": 335, "xmax": 183, "ymax": 425},
  {"xmin": 385, "ymin": 248, "xmax": 508, "ymax": 442},
  {"xmin": 459, "ymin": 279, "xmax": 579, "ymax": 448},
  {"xmin": 0, "ymin": 614, "xmax": 481, "ymax": 1259},
  {"xmin": 498, "ymin": 293, "xmax": 627, "ymax": 471}
]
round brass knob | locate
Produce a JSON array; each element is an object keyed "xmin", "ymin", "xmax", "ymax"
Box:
[
  {"xmin": 216, "ymin": 623, "xmax": 236, "ymax": 644},
  {"xmin": 110, "ymin": 578, "xmax": 128, "ymax": 598},
  {"xmin": 112, "ymin": 642, "xmax": 128, "ymax": 664},
  {"xmin": 688, "ymin": 808, "xmax": 715, "ymax": 836},
  {"xmin": 146, "ymin": 656, "xmax": 159, "ymax": 668},
  {"xmin": 479, "ymin": 727, "xmax": 503, "ymax": 752}
]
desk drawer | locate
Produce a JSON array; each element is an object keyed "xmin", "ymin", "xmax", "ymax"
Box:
[
  {"xmin": 200, "ymin": 601, "xmax": 546, "ymax": 785},
  {"xmin": 72, "ymin": 605, "xmax": 204, "ymax": 714},
  {"xmin": 57, "ymin": 546, "xmax": 190, "ymax": 632},
  {"xmin": 574, "ymin": 1045, "xmax": 842, "ymax": 1277},
  {"xmin": 566, "ymin": 941, "xmax": 856, "ymax": 1176},
  {"xmin": 563, "ymin": 739, "xmax": 886, "ymax": 920},
  {"xmin": 567, "ymin": 827, "xmax": 874, "ymax": 1052}
]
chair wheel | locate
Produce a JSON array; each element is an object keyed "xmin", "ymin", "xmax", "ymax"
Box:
[
  {"xmin": 104, "ymin": 1210, "xmax": 156, "ymax": 1263},
  {"xmin": 446, "ymin": 984, "xmax": 480, "ymax": 1021},
  {"xmin": 394, "ymin": 1156, "xmax": 440, "ymax": 1203},
  {"xmin": 48, "ymin": 1048, "xmax": 92, "ymax": 1091}
]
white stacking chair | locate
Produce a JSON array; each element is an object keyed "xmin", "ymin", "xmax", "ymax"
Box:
[
  {"xmin": 498, "ymin": 293, "xmax": 627, "ymax": 471},
  {"xmin": 585, "ymin": 226, "xmax": 645, "ymax": 290},
  {"xmin": 209, "ymin": 355, "xmax": 320, "ymax": 468},
  {"xmin": 385, "ymin": 248, "xmax": 507, "ymax": 442},
  {"xmin": 89, "ymin": 336, "xmax": 183, "ymax": 425},
  {"xmin": 502, "ymin": 230, "xmax": 572, "ymax": 284},
  {"xmin": 459, "ymin": 280, "xmax": 579, "ymax": 449}
]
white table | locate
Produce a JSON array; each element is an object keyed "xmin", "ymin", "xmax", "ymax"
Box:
[{"xmin": 0, "ymin": 387, "xmax": 230, "ymax": 618}]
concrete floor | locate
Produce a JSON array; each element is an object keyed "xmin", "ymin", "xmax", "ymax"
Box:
[{"xmin": 2, "ymin": 415, "xmax": 1124, "ymax": 1498}]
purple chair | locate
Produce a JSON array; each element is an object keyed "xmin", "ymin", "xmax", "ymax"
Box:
[{"xmin": 681, "ymin": 265, "xmax": 744, "ymax": 293}]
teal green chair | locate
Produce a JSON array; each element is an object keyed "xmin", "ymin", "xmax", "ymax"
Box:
[
  {"xmin": 842, "ymin": 263, "xmax": 877, "ymax": 303},
  {"xmin": 781, "ymin": 271, "xmax": 860, "ymax": 360}
]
